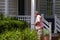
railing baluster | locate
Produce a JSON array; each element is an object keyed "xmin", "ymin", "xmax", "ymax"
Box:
[
  {"xmin": 54, "ymin": 14, "xmax": 60, "ymax": 33},
  {"xmin": 49, "ymin": 22, "xmax": 52, "ymax": 40},
  {"xmin": 10, "ymin": 15, "xmax": 31, "ymax": 27}
]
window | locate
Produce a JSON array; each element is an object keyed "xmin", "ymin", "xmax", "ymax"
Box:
[
  {"xmin": 47, "ymin": 0, "xmax": 53, "ymax": 16},
  {"xmin": 18, "ymin": 0, "xmax": 25, "ymax": 15},
  {"xmin": 37, "ymin": 0, "xmax": 53, "ymax": 16}
]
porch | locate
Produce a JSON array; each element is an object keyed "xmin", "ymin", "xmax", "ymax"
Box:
[
  {"xmin": 0, "ymin": 0, "xmax": 60, "ymax": 40},
  {"xmin": 9, "ymin": 14, "xmax": 60, "ymax": 40}
]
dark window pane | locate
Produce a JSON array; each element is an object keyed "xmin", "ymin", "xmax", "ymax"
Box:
[{"xmin": 18, "ymin": 0, "xmax": 25, "ymax": 15}]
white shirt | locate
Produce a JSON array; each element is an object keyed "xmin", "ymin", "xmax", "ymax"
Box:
[
  {"xmin": 35, "ymin": 15, "xmax": 43, "ymax": 30},
  {"xmin": 35, "ymin": 15, "xmax": 41, "ymax": 23}
]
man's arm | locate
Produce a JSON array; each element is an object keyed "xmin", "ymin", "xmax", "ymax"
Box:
[{"xmin": 35, "ymin": 15, "xmax": 41, "ymax": 26}]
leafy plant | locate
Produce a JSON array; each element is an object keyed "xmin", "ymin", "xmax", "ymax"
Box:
[
  {"xmin": 22, "ymin": 28, "xmax": 36, "ymax": 40},
  {"xmin": 43, "ymin": 28, "xmax": 49, "ymax": 36},
  {"xmin": 0, "ymin": 30, "xmax": 21, "ymax": 40},
  {"xmin": 0, "ymin": 14, "xmax": 28, "ymax": 33},
  {"xmin": 0, "ymin": 13, "xmax": 36, "ymax": 40},
  {"xmin": 0, "ymin": 28, "xmax": 36, "ymax": 40}
]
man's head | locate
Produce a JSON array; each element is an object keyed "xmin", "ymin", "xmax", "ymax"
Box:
[{"xmin": 34, "ymin": 11, "xmax": 39, "ymax": 17}]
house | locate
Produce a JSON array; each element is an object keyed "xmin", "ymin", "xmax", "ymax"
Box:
[
  {"xmin": 0, "ymin": 0, "xmax": 60, "ymax": 17},
  {"xmin": 0, "ymin": 0, "xmax": 60, "ymax": 40},
  {"xmin": 0, "ymin": 0, "xmax": 31, "ymax": 16},
  {"xmin": 0, "ymin": 0, "xmax": 60, "ymax": 33}
]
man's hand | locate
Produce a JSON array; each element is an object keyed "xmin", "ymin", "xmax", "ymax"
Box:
[{"xmin": 34, "ymin": 22, "xmax": 40, "ymax": 26}]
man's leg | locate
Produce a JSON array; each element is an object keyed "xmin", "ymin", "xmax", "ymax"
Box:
[{"xmin": 37, "ymin": 29, "xmax": 42, "ymax": 40}]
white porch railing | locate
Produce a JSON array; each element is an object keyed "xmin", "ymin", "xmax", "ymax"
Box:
[
  {"xmin": 41, "ymin": 14, "xmax": 52, "ymax": 40},
  {"xmin": 9, "ymin": 15, "xmax": 31, "ymax": 27},
  {"xmin": 54, "ymin": 14, "xmax": 60, "ymax": 33},
  {"xmin": 10, "ymin": 14, "xmax": 52, "ymax": 40}
]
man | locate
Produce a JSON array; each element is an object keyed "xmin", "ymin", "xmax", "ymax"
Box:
[{"xmin": 34, "ymin": 11, "xmax": 43, "ymax": 40}]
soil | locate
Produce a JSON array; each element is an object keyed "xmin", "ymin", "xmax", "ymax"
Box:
[
  {"xmin": 52, "ymin": 33, "xmax": 59, "ymax": 40},
  {"xmin": 42, "ymin": 35, "xmax": 49, "ymax": 40}
]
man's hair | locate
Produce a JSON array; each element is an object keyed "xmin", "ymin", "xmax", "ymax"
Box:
[{"xmin": 35, "ymin": 11, "xmax": 39, "ymax": 15}]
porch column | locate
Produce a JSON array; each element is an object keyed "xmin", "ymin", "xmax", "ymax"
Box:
[
  {"xmin": 31, "ymin": 0, "xmax": 36, "ymax": 29},
  {"xmin": 53, "ymin": 0, "xmax": 56, "ymax": 33},
  {"xmin": 5, "ymin": 0, "xmax": 8, "ymax": 17},
  {"xmin": 53, "ymin": 0, "xmax": 55, "ymax": 15}
]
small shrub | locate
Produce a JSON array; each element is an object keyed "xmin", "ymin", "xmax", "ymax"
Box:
[
  {"xmin": 0, "ymin": 20, "xmax": 28, "ymax": 33},
  {"xmin": 0, "ymin": 28, "xmax": 36, "ymax": 40},
  {"xmin": 0, "ymin": 30, "xmax": 22, "ymax": 40},
  {"xmin": 22, "ymin": 28, "xmax": 36, "ymax": 40},
  {"xmin": 0, "ymin": 14, "xmax": 36, "ymax": 40},
  {"xmin": 43, "ymin": 28, "xmax": 49, "ymax": 36},
  {"xmin": 0, "ymin": 14, "xmax": 17, "ymax": 20},
  {"xmin": 0, "ymin": 13, "xmax": 5, "ymax": 20}
]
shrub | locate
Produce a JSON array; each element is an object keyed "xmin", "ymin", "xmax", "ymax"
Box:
[
  {"xmin": 22, "ymin": 28, "xmax": 36, "ymax": 40},
  {"xmin": 0, "ymin": 30, "xmax": 22, "ymax": 40},
  {"xmin": 43, "ymin": 28, "xmax": 49, "ymax": 36},
  {"xmin": 0, "ymin": 20, "xmax": 28, "ymax": 33},
  {"xmin": 0, "ymin": 14, "xmax": 36, "ymax": 40},
  {"xmin": 0, "ymin": 28, "xmax": 36, "ymax": 40},
  {"xmin": 0, "ymin": 13, "xmax": 5, "ymax": 20},
  {"xmin": 0, "ymin": 20, "xmax": 9, "ymax": 33},
  {"xmin": 0, "ymin": 13, "xmax": 17, "ymax": 20},
  {"xmin": 8, "ymin": 20, "xmax": 28, "ymax": 30}
]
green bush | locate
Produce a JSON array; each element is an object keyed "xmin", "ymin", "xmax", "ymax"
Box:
[
  {"xmin": 43, "ymin": 28, "xmax": 49, "ymax": 35},
  {"xmin": 22, "ymin": 28, "xmax": 36, "ymax": 40},
  {"xmin": 0, "ymin": 14, "xmax": 36, "ymax": 40},
  {"xmin": 0, "ymin": 20, "xmax": 28, "ymax": 33},
  {"xmin": 0, "ymin": 28, "xmax": 36, "ymax": 40},
  {"xmin": 0, "ymin": 13, "xmax": 4, "ymax": 20},
  {"xmin": 0, "ymin": 30, "xmax": 22, "ymax": 40},
  {"xmin": 8, "ymin": 20, "xmax": 28, "ymax": 30},
  {"xmin": 0, "ymin": 13, "xmax": 17, "ymax": 20},
  {"xmin": 0, "ymin": 14, "xmax": 28, "ymax": 32}
]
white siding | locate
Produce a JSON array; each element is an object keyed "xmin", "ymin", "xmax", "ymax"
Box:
[
  {"xmin": 0, "ymin": 0, "xmax": 5, "ymax": 14},
  {"xmin": 37, "ymin": 0, "xmax": 47, "ymax": 14},
  {"xmin": 8, "ymin": 0, "xmax": 18, "ymax": 15},
  {"xmin": 25, "ymin": 0, "xmax": 31, "ymax": 15},
  {"xmin": 0, "ymin": 0, "xmax": 18, "ymax": 16},
  {"xmin": 54, "ymin": 0, "xmax": 60, "ymax": 18}
]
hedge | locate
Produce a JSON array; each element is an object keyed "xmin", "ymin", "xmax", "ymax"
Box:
[
  {"xmin": 0, "ymin": 14, "xmax": 36, "ymax": 40},
  {"xmin": 0, "ymin": 28, "xmax": 36, "ymax": 40},
  {"xmin": 0, "ymin": 20, "xmax": 28, "ymax": 33}
]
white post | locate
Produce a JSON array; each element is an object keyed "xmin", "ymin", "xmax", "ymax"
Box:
[
  {"xmin": 31, "ymin": 0, "xmax": 36, "ymax": 29},
  {"xmin": 49, "ymin": 22, "xmax": 52, "ymax": 40},
  {"xmin": 54, "ymin": 14, "xmax": 57, "ymax": 33},
  {"xmin": 5, "ymin": 0, "xmax": 8, "ymax": 17},
  {"xmin": 53, "ymin": 0, "xmax": 55, "ymax": 15}
]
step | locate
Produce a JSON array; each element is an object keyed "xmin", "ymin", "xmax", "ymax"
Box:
[{"xmin": 52, "ymin": 33, "xmax": 60, "ymax": 40}]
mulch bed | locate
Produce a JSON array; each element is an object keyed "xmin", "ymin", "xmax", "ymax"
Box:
[
  {"xmin": 52, "ymin": 33, "xmax": 60, "ymax": 40},
  {"xmin": 41, "ymin": 33, "xmax": 60, "ymax": 40}
]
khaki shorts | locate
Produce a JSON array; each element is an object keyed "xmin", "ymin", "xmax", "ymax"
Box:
[{"xmin": 36, "ymin": 29, "xmax": 43, "ymax": 40}]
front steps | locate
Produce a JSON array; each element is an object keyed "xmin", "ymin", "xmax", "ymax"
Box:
[{"xmin": 52, "ymin": 33, "xmax": 60, "ymax": 40}]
